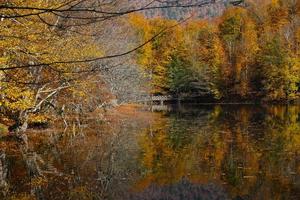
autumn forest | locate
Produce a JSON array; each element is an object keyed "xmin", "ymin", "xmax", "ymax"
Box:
[
  {"xmin": 0, "ymin": 0, "xmax": 300, "ymax": 199},
  {"xmin": 131, "ymin": 1, "xmax": 300, "ymax": 101}
]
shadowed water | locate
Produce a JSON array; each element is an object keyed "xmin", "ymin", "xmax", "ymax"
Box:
[{"xmin": 0, "ymin": 105, "xmax": 299, "ymax": 200}]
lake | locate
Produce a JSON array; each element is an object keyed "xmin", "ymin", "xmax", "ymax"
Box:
[{"xmin": 0, "ymin": 104, "xmax": 299, "ymax": 200}]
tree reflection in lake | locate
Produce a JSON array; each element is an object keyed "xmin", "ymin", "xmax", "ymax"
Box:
[
  {"xmin": 0, "ymin": 105, "xmax": 299, "ymax": 200},
  {"xmin": 135, "ymin": 105, "xmax": 300, "ymax": 200}
]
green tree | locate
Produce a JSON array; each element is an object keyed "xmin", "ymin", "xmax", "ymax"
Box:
[
  {"xmin": 167, "ymin": 56, "xmax": 194, "ymax": 95},
  {"xmin": 258, "ymin": 36, "xmax": 299, "ymax": 101}
]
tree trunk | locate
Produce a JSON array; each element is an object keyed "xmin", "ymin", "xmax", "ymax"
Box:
[{"xmin": 8, "ymin": 111, "xmax": 29, "ymax": 141}]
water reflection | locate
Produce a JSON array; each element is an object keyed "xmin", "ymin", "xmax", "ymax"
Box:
[
  {"xmin": 0, "ymin": 105, "xmax": 299, "ymax": 199},
  {"xmin": 135, "ymin": 105, "xmax": 300, "ymax": 200}
]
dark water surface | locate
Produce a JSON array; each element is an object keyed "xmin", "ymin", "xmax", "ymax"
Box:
[{"xmin": 0, "ymin": 105, "xmax": 300, "ymax": 200}]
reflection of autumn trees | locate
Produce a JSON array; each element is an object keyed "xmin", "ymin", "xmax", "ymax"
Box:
[
  {"xmin": 136, "ymin": 110, "xmax": 227, "ymax": 191},
  {"xmin": 0, "ymin": 105, "xmax": 299, "ymax": 199},
  {"xmin": 0, "ymin": 114, "xmax": 149, "ymax": 200},
  {"xmin": 136, "ymin": 105, "xmax": 300, "ymax": 199}
]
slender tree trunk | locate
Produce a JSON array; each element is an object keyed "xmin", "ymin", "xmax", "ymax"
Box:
[{"xmin": 9, "ymin": 111, "xmax": 29, "ymax": 141}]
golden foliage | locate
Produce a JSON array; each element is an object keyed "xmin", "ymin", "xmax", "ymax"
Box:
[{"xmin": 0, "ymin": 0, "xmax": 102, "ymax": 127}]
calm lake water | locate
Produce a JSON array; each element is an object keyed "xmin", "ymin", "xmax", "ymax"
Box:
[{"xmin": 0, "ymin": 105, "xmax": 299, "ymax": 200}]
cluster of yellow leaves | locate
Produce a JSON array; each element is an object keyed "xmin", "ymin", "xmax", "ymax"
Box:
[
  {"xmin": 0, "ymin": 0, "xmax": 101, "ymax": 123},
  {"xmin": 28, "ymin": 113, "xmax": 51, "ymax": 123},
  {"xmin": 130, "ymin": 14, "xmax": 184, "ymax": 94},
  {"xmin": 129, "ymin": 14, "xmax": 225, "ymax": 96},
  {"xmin": 0, "ymin": 83, "xmax": 34, "ymax": 111}
]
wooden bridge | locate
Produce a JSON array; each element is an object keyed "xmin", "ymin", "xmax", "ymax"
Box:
[
  {"xmin": 140, "ymin": 93, "xmax": 212, "ymax": 105},
  {"xmin": 151, "ymin": 95, "xmax": 174, "ymax": 105}
]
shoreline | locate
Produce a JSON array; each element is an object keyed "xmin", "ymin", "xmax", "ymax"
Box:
[{"xmin": 1, "ymin": 102, "xmax": 299, "ymax": 135}]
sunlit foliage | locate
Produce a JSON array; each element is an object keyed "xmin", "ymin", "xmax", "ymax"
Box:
[
  {"xmin": 0, "ymin": 0, "xmax": 101, "ymax": 132},
  {"xmin": 130, "ymin": 1, "xmax": 300, "ymax": 101}
]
